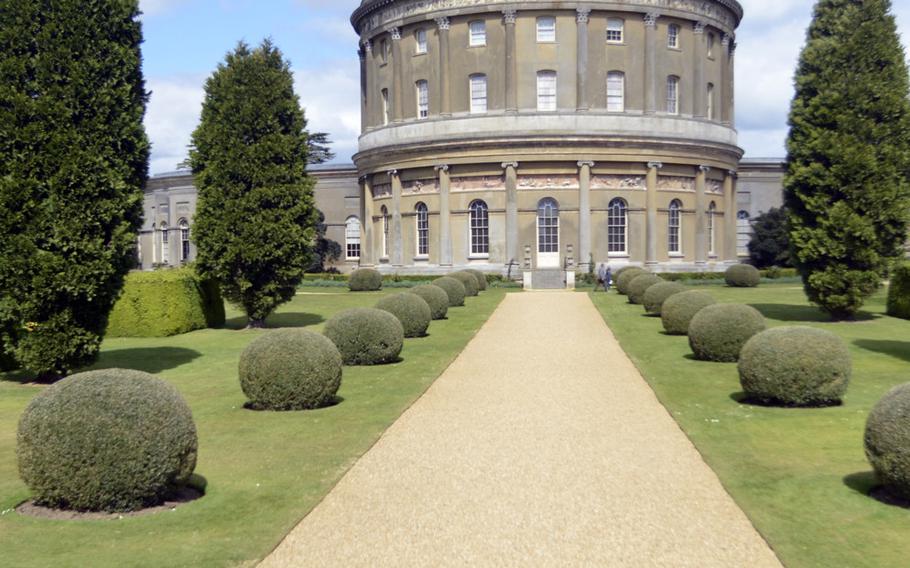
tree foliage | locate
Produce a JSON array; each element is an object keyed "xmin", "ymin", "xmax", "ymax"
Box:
[
  {"xmin": 748, "ymin": 208, "xmax": 792, "ymax": 268},
  {"xmin": 0, "ymin": 0, "xmax": 149, "ymax": 379},
  {"xmin": 784, "ymin": 0, "xmax": 910, "ymax": 319},
  {"xmin": 188, "ymin": 40, "xmax": 319, "ymax": 326}
]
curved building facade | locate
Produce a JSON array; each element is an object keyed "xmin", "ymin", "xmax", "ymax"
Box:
[{"xmin": 351, "ymin": 0, "xmax": 744, "ymax": 273}]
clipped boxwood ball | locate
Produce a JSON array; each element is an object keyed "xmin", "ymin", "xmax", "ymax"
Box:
[
  {"xmin": 616, "ymin": 267, "xmax": 647, "ymax": 295},
  {"xmin": 464, "ymin": 269, "xmax": 488, "ymax": 291},
  {"xmin": 450, "ymin": 272, "xmax": 479, "ymax": 297},
  {"xmin": 627, "ymin": 274, "xmax": 664, "ymax": 305},
  {"xmin": 738, "ymin": 327, "xmax": 851, "ymax": 406},
  {"xmin": 409, "ymin": 285, "xmax": 449, "ymax": 320},
  {"xmin": 324, "ymin": 308, "xmax": 403, "ymax": 365},
  {"xmin": 17, "ymin": 369, "xmax": 197, "ymax": 512},
  {"xmin": 376, "ymin": 293, "xmax": 432, "ymax": 338},
  {"xmin": 433, "ymin": 276, "xmax": 466, "ymax": 307},
  {"xmin": 688, "ymin": 304, "xmax": 766, "ymax": 362},
  {"xmin": 349, "ymin": 268, "xmax": 382, "ymax": 292},
  {"xmin": 662, "ymin": 290, "xmax": 717, "ymax": 335},
  {"xmin": 866, "ymin": 384, "xmax": 910, "ymax": 499},
  {"xmin": 643, "ymin": 282, "xmax": 687, "ymax": 315},
  {"xmin": 239, "ymin": 329, "xmax": 342, "ymax": 410},
  {"xmin": 725, "ymin": 264, "xmax": 761, "ymax": 288}
]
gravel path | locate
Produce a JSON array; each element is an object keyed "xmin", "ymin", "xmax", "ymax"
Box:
[{"xmin": 261, "ymin": 292, "xmax": 781, "ymax": 567}]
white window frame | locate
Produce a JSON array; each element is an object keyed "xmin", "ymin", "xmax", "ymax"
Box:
[
  {"xmin": 536, "ymin": 16, "xmax": 556, "ymax": 43},
  {"xmin": 415, "ymin": 29, "xmax": 428, "ymax": 54},
  {"xmin": 469, "ymin": 200, "xmax": 489, "ymax": 257},
  {"xmin": 537, "ymin": 70, "xmax": 557, "ymax": 112},
  {"xmin": 416, "ymin": 80, "xmax": 429, "ymax": 119},
  {"xmin": 469, "ymin": 74, "xmax": 487, "ymax": 114},
  {"xmin": 606, "ymin": 71, "xmax": 625, "ymax": 112},
  {"xmin": 708, "ymin": 32, "xmax": 715, "ymax": 58},
  {"xmin": 708, "ymin": 202, "xmax": 717, "ymax": 256},
  {"xmin": 668, "ymin": 23, "xmax": 680, "ymax": 49},
  {"xmin": 668, "ymin": 200, "xmax": 682, "ymax": 255},
  {"xmin": 607, "ymin": 198, "xmax": 628, "ymax": 255},
  {"xmin": 469, "ymin": 20, "xmax": 486, "ymax": 47},
  {"xmin": 707, "ymin": 83, "xmax": 715, "ymax": 120},
  {"xmin": 160, "ymin": 222, "xmax": 170, "ymax": 265},
  {"xmin": 381, "ymin": 88, "xmax": 390, "ymax": 125},
  {"xmin": 381, "ymin": 205, "xmax": 389, "ymax": 258},
  {"xmin": 345, "ymin": 216, "xmax": 362, "ymax": 260},
  {"xmin": 666, "ymin": 76, "xmax": 679, "ymax": 115},
  {"xmin": 179, "ymin": 219, "xmax": 190, "ymax": 262},
  {"xmin": 607, "ymin": 18, "xmax": 624, "ymax": 43},
  {"xmin": 415, "ymin": 203, "xmax": 429, "ymax": 257}
]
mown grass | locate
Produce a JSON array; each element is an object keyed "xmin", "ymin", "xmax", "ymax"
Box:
[
  {"xmin": 0, "ymin": 287, "xmax": 509, "ymax": 567},
  {"xmin": 590, "ymin": 283, "xmax": 910, "ymax": 568}
]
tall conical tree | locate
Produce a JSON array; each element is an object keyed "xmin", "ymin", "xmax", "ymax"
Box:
[
  {"xmin": 188, "ymin": 41, "xmax": 319, "ymax": 328},
  {"xmin": 0, "ymin": 0, "xmax": 149, "ymax": 379},
  {"xmin": 784, "ymin": 0, "xmax": 910, "ymax": 319}
]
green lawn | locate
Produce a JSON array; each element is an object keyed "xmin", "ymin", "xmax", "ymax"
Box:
[
  {"xmin": 0, "ymin": 287, "xmax": 509, "ymax": 567},
  {"xmin": 590, "ymin": 283, "xmax": 910, "ymax": 568}
]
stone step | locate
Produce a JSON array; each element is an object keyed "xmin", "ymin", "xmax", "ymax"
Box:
[{"xmin": 530, "ymin": 269, "xmax": 566, "ymax": 290}]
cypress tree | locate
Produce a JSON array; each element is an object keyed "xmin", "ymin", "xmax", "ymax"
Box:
[
  {"xmin": 0, "ymin": 0, "xmax": 149, "ymax": 379},
  {"xmin": 188, "ymin": 41, "xmax": 318, "ymax": 327},
  {"xmin": 784, "ymin": 0, "xmax": 910, "ymax": 319}
]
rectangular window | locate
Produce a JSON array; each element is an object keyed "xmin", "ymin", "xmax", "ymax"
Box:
[
  {"xmin": 381, "ymin": 88, "xmax": 390, "ymax": 124},
  {"xmin": 537, "ymin": 16, "xmax": 556, "ymax": 42},
  {"xmin": 607, "ymin": 18, "xmax": 624, "ymax": 43},
  {"xmin": 470, "ymin": 74, "xmax": 487, "ymax": 113},
  {"xmin": 668, "ymin": 24, "xmax": 680, "ymax": 48},
  {"xmin": 346, "ymin": 218, "xmax": 361, "ymax": 260},
  {"xmin": 537, "ymin": 71, "xmax": 557, "ymax": 112},
  {"xmin": 666, "ymin": 76, "xmax": 679, "ymax": 115},
  {"xmin": 416, "ymin": 80, "xmax": 429, "ymax": 119},
  {"xmin": 607, "ymin": 72, "xmax": 624, "ymax": 112},
  {"xmin": 416, "ymin": 207, "xmax": 429, "ymax": 256},
  {"xmin": 706, "ymin": 83, "xmax": 715, "ymax": 120},
  {"xmin": 708, "ymin": 33, "xmax": 715, "ymax": 58},
  {"xmin": 415, "ymin": 29, "xmax": 427, "ymax": 54},
  {"xmin": 381, "ymin": 39, "xmax": 389, "ymax": 64},
  {"xmin": 469, "ymin": 20, "xmax": 486, "ymax": 47}
]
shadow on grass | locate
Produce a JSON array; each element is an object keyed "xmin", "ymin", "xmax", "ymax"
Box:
[
  {"xmin": 243, "ymin": 395, "xmax": 345, "ymax": 412},
  {"xmin": 854, "ymin": 340, "xmax": 910, "ymax": 363},
  {"xmin": 225, "ymin": 312, "xmax": 325, "ymax": 330},
  {"xmin": 748, "ymin": 303, "xmax": 879, "ymax": 323},
  {"xmin": 843, "ymin": 471, "xmax": 910, "ymax": 509},
  {"xmin": 729, "ymin": 391, "xmax": 843, "ymax": 408},
  {"xmin": 94, "ymin": 346, "xmax": 202, "ymax": 375}
]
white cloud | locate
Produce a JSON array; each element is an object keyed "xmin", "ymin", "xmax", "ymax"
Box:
[
  {"xmin": 145, "ymin": 75, "xmax": 205, "ymax": 174},
  {"xmin": 139, "ymin": 0, "xmax": 184, "ymax": 17},
  {"xmin": 295, "ymin": 60, "xmax": 362, "ymax": 164}
]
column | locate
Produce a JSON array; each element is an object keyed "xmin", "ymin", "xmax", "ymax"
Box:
[
  {"xmin": 436, "ymin": 17, "xmax": 451, "ymax": 116},
  {"xmin": 576, "ymin": 8, "xmax": 591, "ymax": 111},
  {"xmin": 728, "ymin": 39, "xmax": 736, "ymax": 126},
  {"xmin": 436, "ymin": 164, "xmax": 453, "ymax": 266},
  {"xmin": 721, "ymin": 34, "xmax": 730, "ymax": 125},
  {"xmin": 360, "ymin": 175, "xmax": 375, "ymax": 266},
  {"xmin": 693, "ymin": 22, "xmax": 706, "ymax": 118},
  {"xmin": 644, "ymin": 13, "xmax": 659, "ymax": 114},
  {"xmin": 503, "ymin": 10, "xmax": 518, "ymax": 113},
  {"xmin": 724, "ymin": 170, "xmax": 738, "ymax": 262},
  {"xmin": 578, "ymin": 161, "xmax": 594, "ymax": 266},
  {"xmin": 503, "ymin": 162, "xmax": 519, "ymax": 263},
  {"xmin": 359, "ymin": 45, "xmax": 368, "ymax": 132},
  {"xmin": 646, "ymin": 161, "xmax": 662, "ymax": 266},
  {"xmin": 695, "ymin": 165, "xmax": 710, "ymax": 266},
  {"xmin": 389, "ymin": 169, "xmax": 404, "ymax": 266},
  {"xmin": 391, "ymin": 28, "xmax": 404, "ymax": 122}
]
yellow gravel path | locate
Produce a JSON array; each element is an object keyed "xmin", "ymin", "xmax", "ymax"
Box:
[{"xmin": 261, "ymin": 292, "xmax": 781, "ymax": 567}]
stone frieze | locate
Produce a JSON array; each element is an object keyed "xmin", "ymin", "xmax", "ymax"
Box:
[
  {"xmin": 403, "ymin": 179, "xmax": 438, "ymax": 194},
  {"xmin": 591, "ymin": 175, "xmax": 646, "ymax": 190},
  {"xmin": 450, "ymin": 176, "xmax": 504, "ymax": 191},
  {"xmin": 518, "ymin": 175, "xmax": 579, "ymax": 189},
  {"xmin": 657, "ymin": 176, "xmax": 695, "ymax": 191}
]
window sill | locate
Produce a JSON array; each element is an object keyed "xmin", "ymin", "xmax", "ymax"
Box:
[
  {"xmin": 608, "ymin": 252, "xmax": 629, "ymax": 258},
  {"xmin": 668, "ymin": 253, "xmax": 685, "ymax": 259},
  {"xmin": 346, "ymin": 257, "xmax": 361, "ymax": 262},
  {"xmin": 468, "ymin": 254, "xmax": 490, "ymax": 260},
  {"xmin": 414, "ymin": 51, "xmax": 427, "ymax": 57},
  {"xmin": 606, "ymin": 41, "xmax": 625, "ymax": 46},
  {"xmin": 413, "ymin": 255, "xmax": 429, "ymax": 262}
]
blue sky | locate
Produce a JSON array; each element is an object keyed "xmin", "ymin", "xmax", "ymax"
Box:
[{"xmin": 139, "ymin": 0, "xmax": 910, "ymax": 174}]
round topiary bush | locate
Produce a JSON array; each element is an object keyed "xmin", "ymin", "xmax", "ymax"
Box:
[
  {"xmin": 409, "ymin": 285, "xmax": 449, "ymax": 320},
  {"xmin": 433, "ymin": 276, "xmax": 466, "ymax": 307},
  {"xmin": 627, "ymin": 274, "xmax": 664, "ymax": 305},
  {"xmin": 688, "ymin": 304, "xmax": 767, "ymax": 362},
  {"xmin": 464, "ymin": 269, "xmax": 488, "ymax": 291},
  {"xmin": 661, "ymin": 290, "xmax": 717, "ymax": 335},
  {"xmin": 450, "ymin": 271, "xmax": 479, "ymax": 297},
  {"xmin": 642, "ymin": 281, "xmax": 687, "ymax": 315},
  {"xmin": 239, "ymin": 329, "xmax": 343, "ymax": 410},
  {"xmin": 17, "ymin": 369, "xmax": 198, "ymax": 512},
  {"xmin": 738, "ymin": 327, "xmax": 851, "ymax": 406},
  {"xmin": 375, "ymin": 293, "xmax": 432, "ymax": 338},
  {"xmin": 324, "ymin": 308, "xmax": 404, "ymax": 365},
  {"xmin": 348, "ymin": 268, "xmax": 382, "ymax": 292},
  {"xmin": 616, "ymin": 267, "xmax": 647, "ymax": 295},
  {"xmin": 725, "ymin": 264, "xmax": 761, "ymax": 288},
  {"xmin": 866, "ymin": 384, "xmax": 910, "ymax": 499}
]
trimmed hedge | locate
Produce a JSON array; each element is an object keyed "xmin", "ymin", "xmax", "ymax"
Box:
[
  {"xmin": 376, "ymin": 293, "xmax": 432, "ymax": 338},
  {"xmin": 433, "ymin": 277, "xmax": 466, "ymax": 307},
  {"xmin": 107, "ymin": 268, "xmax": 225, "ymax": 338},
  {"xmin": 464, "ymin": 269, "xmax": 488, "ymax": 291},
  {"xmin": 17, "ymin": 369, "xmax": 198, "ymax": 512},
  {"xmin": 739, "ymin": 327, "xmax": 851, "ymax": 406},
  {"xmin": 323, "ymin": 308, "xmax": 403, "ymax": 365},
  {"xmin": 866, "ymin": 383, "xmax": 910, "ymax": 499},
  {"xmin": 642, "ymin": 282, "xmax": 687, "ymax": 315},
  {"xmin": 627, "ymin": 274, "xmax": 664, "ymax": 305},
  {"xmin": 688, "ymin": 304, "xmax": 766, "ymax": 362},
  {"xmin": 239, "ymin": 329, "xmax": 342, "ymax": 410},
  {"xmin": 616, "ymin": 267, "xmax": 647, "ymax": 295},
  {"xmin": 409, "ymin": 285, "xmax": 449, "ymax": 320},
  {"xmin": 887, "ymin": 262, "xmax": 910, "ymax": 319},
  {"xmin": 349, "ymin": 268, "xmax": 382, "ymax": 292},
  {"xmin": 662, "ymin": 290, "xmax": 717, "ymax": 335},
  {"xmin": 613, "ymin": 266, "xmax": 639, "ymax": 281},
  {"xmin": 450, "ymin": 271, "xmax": 479, "ymax": 297},
  {"xmin": 725, "ymin": 264, "xmax": 761, "ymax": 287}
]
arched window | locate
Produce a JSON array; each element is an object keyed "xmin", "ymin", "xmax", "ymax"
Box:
[
  {"xmin": 607, "ymin": 71, "xmax": 625, "ymax": 112},
  {"xmin": 416, "ymin": 80, "xmax": 429, "ymax": 119},
  {"xmin": 469, "ymin": 200, "xmax": 489, "ymax": 256},
  {"xmin": 667, "ymin": 76, "xmax": 680, "ymax": 115},
  {"xmin": 608, "ymin": 198, "xmax": 628, "ymax": 254},
  {"xmin": 160, "ymin": 222, "xmax": 170, "ymax": 264},
  {"xmin": 668, "ymin": 200, "xmax": 682, "ymax": 254},
  {"xmin": 708, "ymin": 202, "xmax": 717, "ymax": 256},
  {"xmin": 415, "ymin": 203, "xmax": 429, "ymax": 257},
  {"xmin": 381, "ymin": 205, "xmax": 390, "ymax": 258},
  {"xmin": 381, "ymin": 88, "xmax": 390, "ymax": 125},
  {"xmin": 469, "ymin": 74, "xmax": 487, "ymax": 113},
  {"xmin": 607, "ymin": 18, "xmax": 624, "ymax": 43},
  {"xmin": 537, "ymin": 198, "xmax": 559, "ymax": 254},
  {"xmin": 345, "ymin": 216, "xmax": 361, "ymax": 260},
  {"xmin": 537, "ymin": 70, "xmax": 557, "ymax": 111},
  {"xmin": 179, "ymin": 219, "xmax": 190, "ymax": 262},
  {"xmin": 737, "ymin": 210, "xmax": 751, "ymax": 256}
]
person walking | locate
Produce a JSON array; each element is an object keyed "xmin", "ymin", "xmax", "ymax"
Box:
[
  {"xmin": 604, "ymin": 265, "xmax": 613, "ymax": 292},
  {"xmin": 595, "ymin": 263, "xmax": 608, "ymax": 292}
]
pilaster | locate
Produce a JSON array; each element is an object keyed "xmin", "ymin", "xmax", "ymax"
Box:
[
  {"xmin": 436, "ymin": 17, "xmax": 451, "ymax": 116},
  {"xmin": 503, "ymin": 10, "xmax": 518, "ymax": 113},
  {"xmin": 390, "ymin": 28, "xmax": 404, "ymax": 122},
  {"xmin": 693, "ymin": 22, "xmax": 707, "ymax": 119},
  {"xmin": 721, "ymin": 34, "xmax": 730, "ymax": 125},
  {"xmin": 503, "ymin": 162, "xmax": 519, "ymax": 263},
  {"xmin": 359, "ymin": 176, "xmax": 375, "ymax": 267},
  {"xmin": 695, "ymin": 165, "xmax": 710, "ymax": 266},
  {"xmin": 576, "ymin": 8, "xmax": 591, "ymax": 111},
  {"xmin": 644, "ymin": 13, "xmax": 659, "ymax": 114},
  {"xmin": 646, "ymin": 161, "xmax": 662, "ymax": 266},
  {"xmin": 436, "ymin": 164, "xmax": 453, "ymax": 266},
  {"xmin": 577, "ymin": 161, "xmax": 594, "ymax": 267},
  {"xmin": 724, "ymin": 170, "xmax": 738, "ymax": 262},
  {"xmin": 389, "ymin": 169, "xmax": 404, "ymax": 266}
]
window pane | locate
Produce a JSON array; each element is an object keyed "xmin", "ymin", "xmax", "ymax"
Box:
[
  {"xmin": 416, "ymin": 204, "xmax": 429, "ymax": 256},
  {"xmin": 668, "ymin": 24, "xmax": 679, "ymax": 48},
  {"xmin": 416, "ymin": 29, "xmax": 427, "ymax": 54},
  {"xmin": 469, "ymin": 21, "xmax": 486, "ymax": 46},
  {"xmin": 666, "ymin": 76, "xmax": 679, "ymax": 114},
  {"xmin": 470, "ymin": 201, "xmax": 489, "ymax": 255},
  {"xmin": 537, "ymin": 199, "xmax": 559, "ymax": 253},
  {"xmin": 470, "ymin": 75, "xmax": 487, "ymax": 113},
  {"xmin": 537, "ymin": 17, "xmax": 556, "ymax": 42},
  {"xmin": 416, "ymin": 80, "xmax": 429, "ymax": 119},
  {"xmin": 607, "ymin": 18, "xmax": 624, "ymax": 43},
  {"xmin": 537, "ymin": 71, "xmax": 557, "ymax": 111},
  {"xmin": 346, "ymin": 217, "xmax": 361, "ymax": 259},
  {"xmin": 668, "ymin": 201, "xmax": 681, "ymax": 253},
  {"xmin": 607, "ymin": 72, "xmax": 624, "ymax": 112},
  {"xmin": 608, "ymin": 199, "xmax": 627, "ymax": 253}
]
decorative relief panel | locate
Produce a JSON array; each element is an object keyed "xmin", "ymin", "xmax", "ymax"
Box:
[
  {"xmin": 591, "ymin": 175, "xmax": 645, "ymax": 190},
  {"xmin": 402, "ymin": 178, "xmax": 438, "ymax": 194},
  {"xmin": 450, "ymin": 176, "xmax": 504, "ymax": 192},
  {"xmin": 518, "ymin": 175, "xmax": 579, "ymax": 190},
  {"xmin": 707, "ymin": 180, "xmax": 723, "ymax": 194},
  {"xmin": 373, "ymin": 183, "xmax": 392, "ymax": 197},
  {"xmin": 657, "ymin": 176, "xmax": 696, "ymax": 192}
]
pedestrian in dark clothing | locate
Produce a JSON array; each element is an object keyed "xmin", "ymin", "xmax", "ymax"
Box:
[{"xmin": 595, "ymin": 263, "xmax": 608, "ymax": 292}]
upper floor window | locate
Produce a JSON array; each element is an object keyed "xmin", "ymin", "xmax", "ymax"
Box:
[
  {"xmin": 179, "ymin": 219, "xmax": 190, "ymax": 262},
  {"xmin": 470, "ymin": 74, "xmax": 488, "ymax": 113},
  {"xmin": 537, "ymin": 17, "xmax": 556, "ymax": 42},
  {"xmin": 537, "ymin": 70, "xmax": 557, "ymax": 112},
  {"xmin": 469, "ymin": 20, "xmax": 486, "ymax": 47},
  {"xmin": 707, "ymin": 83, "xmax": 715, "ymax": 120},
  {"xmin": 345, "ymin": 216, "xmax": 361, "ymax": 260},
  {"xmin": 707, "ymin": 32, "xmax": 715, "ymax": 57},
  {"xmin": 416, "ymin": 80, "xmax": 429, "ymax": 119},
  {"xmin": 381, "ymin": 88, "xmax": 390, "ymax": 125},
  {"xmin": 415, "ymin": 203, "xmax": 429, "ymax": 257},
  {"xmin": 666, "ymin": 76, "xmax": 679, "ymax": 115},
  {"xmin": 607, "ymin": 18, "xmax": 624, "ymax": 43},
  {"xmin": 668, "ymin": 199, "xmax": 682, "ymax": 254},
  {"xmin": 380, "ymin": 39, "xmax": 389, "ymax": 64},
  {"xmin": 607, "ymin": 71, "xmax": 625, "ymax": 112},
  {"xmin": 415, "ymin": 29, "xmax": 428, "ymax": 54},
  {"xmin": 668, "ymin": 23, "xmax": 680, "ymax": 48},
  {"xmin": 469, "ymin": 200, "xmax": 489, "ymax": 256}
]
